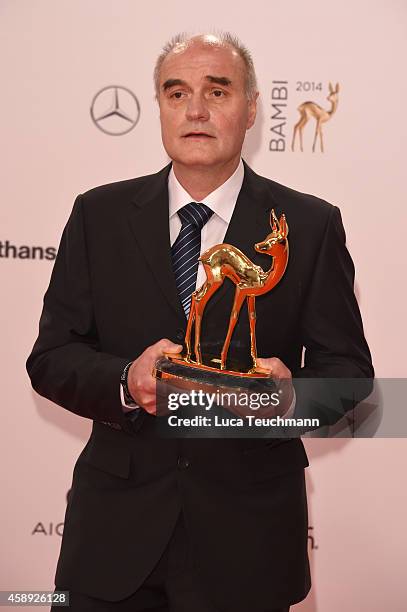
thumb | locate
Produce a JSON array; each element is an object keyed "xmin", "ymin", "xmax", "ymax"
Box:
[
  {"xmin": 256, "ymin": 357, "xmax": 273, "ymax": 369},
  {"xmin": 161, "ymin": 340, "xmax": 183, "ymax": 354},
  {"xmin": 157, "ymin": 338, "xmax": 181, "ymax": 349},
  {"xmin": 255, "ymin": 357, "xmax": 274, "ymax": 374}
]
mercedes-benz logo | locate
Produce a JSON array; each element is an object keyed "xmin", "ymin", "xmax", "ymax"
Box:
[{"xmin": 90, "ymin": 85, "xmax": 140, "ymax": 135}]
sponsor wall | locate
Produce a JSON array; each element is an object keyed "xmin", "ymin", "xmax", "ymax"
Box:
[{"xmin": 1, "ymin": 1, "xmax": 406, "ymax": 610}]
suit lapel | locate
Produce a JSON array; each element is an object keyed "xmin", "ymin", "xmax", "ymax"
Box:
[{"xmin": 127, "ymin": 164, "xmax": 185, "ymax": 319}]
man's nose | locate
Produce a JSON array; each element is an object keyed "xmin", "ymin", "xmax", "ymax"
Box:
[{"xmin": 185, "ymin": 94, "xmax": 210, "ymax": 121}]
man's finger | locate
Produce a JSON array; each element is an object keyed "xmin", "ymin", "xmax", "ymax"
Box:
[
  {"xmin": 256, "ymin": 357, "xmax": 291, "ymax": 379},
  {"xmin": 156, "ymin": 338, "xmax": 182, "ymax": 350},
  {"xmin": 163, "ymin": 343, "xmax": 183, "ymax": 354},
  {"xmin": 152, "ymin": 338, "xmax": 183, "ymax": 357},
  {"xmin": 256, "ymin": 357, "xmax": 278, "ymax": 373}
]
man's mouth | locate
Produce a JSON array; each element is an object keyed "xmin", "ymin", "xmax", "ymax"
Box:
[{"xmin": 183, "ymin": 132, "xmax": 215, "ymax": 139}]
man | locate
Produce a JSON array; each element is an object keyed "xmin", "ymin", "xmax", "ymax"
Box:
[{"xmin": 27, "ymin": 32, "xmax": 373, "ymax": 611}]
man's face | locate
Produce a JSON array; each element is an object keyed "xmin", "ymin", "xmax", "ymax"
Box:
[{"xmin": 158, "ymin": 40, "xmax": 257, "ymax": 170}]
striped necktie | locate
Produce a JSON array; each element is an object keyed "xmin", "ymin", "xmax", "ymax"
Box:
[{"xmin": 171, "ymin": 202, "xmax": 214, "ymax": 317}]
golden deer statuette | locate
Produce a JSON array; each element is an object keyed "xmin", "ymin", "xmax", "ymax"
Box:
[{"xmin": 184, "ymin": 209, "xmax": 289, "ymax": 374}]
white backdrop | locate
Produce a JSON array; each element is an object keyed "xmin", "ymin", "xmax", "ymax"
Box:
[{"xmin": 1, "ymin": 1, "xmax": 407, "ymax": 610}]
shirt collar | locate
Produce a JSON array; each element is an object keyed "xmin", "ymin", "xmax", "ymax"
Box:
[{"xmin": 168, "ymin": 159, "xmax": 244, "ymax": 224}]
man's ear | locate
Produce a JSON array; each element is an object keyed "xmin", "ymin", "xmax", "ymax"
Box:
[{"xmin": 247, "ymin": 91, "xmax": 259, "ymax": 130}]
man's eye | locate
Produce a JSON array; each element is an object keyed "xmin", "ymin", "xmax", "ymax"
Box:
[
  {"xmin": 171, "ymin": 91, "xmax": 185, "ymax": 99},
  {"xmin": 212, "ymin": 90, "xmax": 225, "ymax": 97}
]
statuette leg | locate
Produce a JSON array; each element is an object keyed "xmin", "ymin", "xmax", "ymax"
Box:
[
  {"xmin": 221, "ymin": 289, "xmax": 246, "ymax": 370},
  {"xmin": 247, "ymin": 295, "xmax": 258, "ymax": 370}
]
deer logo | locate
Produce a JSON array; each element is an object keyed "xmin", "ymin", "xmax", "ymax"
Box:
[
  {"xmin": 292, "ymin": 82, "xmax": 339, "ymax": 153},
  {"xmin": 184, "ymin": 210, "xmax": 289, "ymax": 373}
]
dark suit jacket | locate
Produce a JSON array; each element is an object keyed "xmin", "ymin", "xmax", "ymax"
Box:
[{"xmin": 26, "ymin": 162, "xmax": 373, "ymax": 611}]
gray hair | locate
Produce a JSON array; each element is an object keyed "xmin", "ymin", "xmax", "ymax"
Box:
[{"xmin": 154, "ymin": 32, "xmax": 258, "ymax": 101}]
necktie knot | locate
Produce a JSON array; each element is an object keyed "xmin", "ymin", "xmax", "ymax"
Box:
[{"xmin": 177, "ymin": 202, "xmax": 214, "ymax": 230}]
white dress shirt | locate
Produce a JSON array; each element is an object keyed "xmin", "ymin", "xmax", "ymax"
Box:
[
  {"xmin": 122, "ymin": 159, "xmax": 295, "ymax": 418},
  {"xmin": 168, "ymin": 159, "xmax": 244, "ymax": 290}
]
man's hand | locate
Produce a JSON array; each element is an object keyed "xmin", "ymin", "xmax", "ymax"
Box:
[
  {"xmin": 255, "ymin": 357, "xmax": 294, "ymax": 417},
  {"xmin": 204, "ymin": 356, "xmax": 294, "ymax": 420},
  {"xmin": 127, "ymin": 339, "xmax": 182, "ymax": 415}
]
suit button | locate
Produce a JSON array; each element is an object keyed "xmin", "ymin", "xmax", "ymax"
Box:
[
  {"xmin": 176, "ymin": 329, "xmax": 185, "ymax": 341},
  {"xmin": 177, "ymin": 456, "xmax": 190, "ymax": 469}
]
